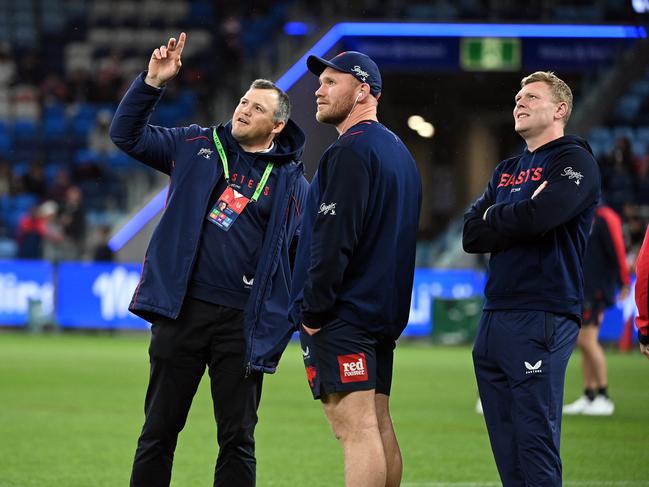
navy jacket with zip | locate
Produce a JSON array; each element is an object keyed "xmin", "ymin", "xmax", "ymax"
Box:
[
  {"xmin": 110, "ymin": 73, "xmax": 309, "ymax": 373},
  {"xmin": 463, "ymin": 135, "xmax": 601, "ymax": 319}
]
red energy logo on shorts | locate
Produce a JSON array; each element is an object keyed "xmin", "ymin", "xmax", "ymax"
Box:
[
  {"xmin": 337, "ymin": 353, "xmax": 368, "ymax": 383},
  {"xmin": 305, "ymin": 366, "xmax": 317, "ymax": 388}
]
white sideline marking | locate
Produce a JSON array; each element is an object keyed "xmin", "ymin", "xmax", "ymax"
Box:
[{"xmin": 402, "ymin": 482, "xmax": 649, "ymax": 487}]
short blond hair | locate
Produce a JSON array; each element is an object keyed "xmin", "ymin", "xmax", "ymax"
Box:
[{"xmin": 521, "ymin": 71, "xmax": 573, "ymax": 124}]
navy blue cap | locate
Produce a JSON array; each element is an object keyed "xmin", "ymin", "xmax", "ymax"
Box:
[{"xmin": 307, "ymin": 51, "xmax": 382, "ymax": 97}]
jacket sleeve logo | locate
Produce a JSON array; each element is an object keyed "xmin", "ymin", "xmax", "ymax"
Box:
[
  {"xmin": 560, "ymin": 166, "xmax": 583, "ymax": 186},
  {"xmin": 197, "ymin": 148, "xmax": 213, "ymax": 159},
  {"xmin": 318, "ymin": 202, "xmax": 337, "ymax": 215}
]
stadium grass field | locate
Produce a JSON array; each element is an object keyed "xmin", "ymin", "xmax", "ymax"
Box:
[{"xmin": 0, "ymin": 332, "xmax": 647, "ymax": 487}]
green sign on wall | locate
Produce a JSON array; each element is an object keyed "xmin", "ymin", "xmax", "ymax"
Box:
[{"xmin": 461, "ymin": 37, "xmax": 521, "ymax": 71}]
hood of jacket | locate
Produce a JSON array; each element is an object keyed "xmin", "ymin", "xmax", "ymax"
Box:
[{"xmin": 525, "ymin": 134, "xmax": 594, "ymax": 157}]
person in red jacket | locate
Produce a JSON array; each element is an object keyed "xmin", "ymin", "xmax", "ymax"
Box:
[
  {"xmin": 635, "ymin": 225, "xmax": 649, "ymax": 359},
  {"xmin": 564, "ymin": 204, "xmax": 630, "ymax": 416}
]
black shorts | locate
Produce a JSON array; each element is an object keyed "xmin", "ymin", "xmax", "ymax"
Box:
[
  {"xmin": 582, "ymin": 294, "xmax": 608, "ymax": 326},
  {"xmin": 299, "ymin": 318, "xmax": 396, "ymax": 400}
]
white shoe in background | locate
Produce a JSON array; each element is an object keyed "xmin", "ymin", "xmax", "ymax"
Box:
[
  {"xmin": 582, "ymin": 395, "xmax": 615, "ymax": 416},
  {"xmin": 476, "ymin": 398, "xmax": 483, "ymax": 415},
  {"xmin": 563, "ymin": 395, "xmax": 592, "ymax": 415}
]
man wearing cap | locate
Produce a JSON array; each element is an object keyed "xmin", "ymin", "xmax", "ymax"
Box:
[{"xmin": 289, "ymin": 51, "xmax": 421, "ymax": 487}]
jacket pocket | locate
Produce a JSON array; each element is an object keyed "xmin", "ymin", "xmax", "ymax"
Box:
[{"xmin": 543, "ymin": 312, "xmax": 556, "ymax": 350}]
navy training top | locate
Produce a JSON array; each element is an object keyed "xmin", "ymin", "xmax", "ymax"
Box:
[
  {"xmin": 290, "ymin": 120, "xmax": 422, "ymax": 339},
  {"xmin": 463, "ymin": 135, "xmax": 601, "ymax": 319},
  {"xmin": 188, "ymin": 144, "xmax": 278, "ymax": 310}
]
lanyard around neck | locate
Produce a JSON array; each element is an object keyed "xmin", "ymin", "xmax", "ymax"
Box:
[{"xmin": 212, "ymin": 128, "xmax": 274, "ymax": 202}]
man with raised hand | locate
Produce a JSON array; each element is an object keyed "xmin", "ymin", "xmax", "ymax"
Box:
[
  {"xmin": 290, "ymin": 51, "xmax": 422, "ymax": 487},
  {"xmin": 110, "ymin": 32, "xmax": 308, "ymax": 487}
]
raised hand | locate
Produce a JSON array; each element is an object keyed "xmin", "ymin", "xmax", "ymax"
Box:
[{"xmin": 144, "ymin": 32, "xmax": 186, "ymax": 88}]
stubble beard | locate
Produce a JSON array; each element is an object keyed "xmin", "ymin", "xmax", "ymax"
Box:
[{"xmin": 316, "ymin": 98, "xmax": 354, "ymax": 125}]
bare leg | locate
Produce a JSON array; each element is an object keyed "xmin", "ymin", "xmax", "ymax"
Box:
[
  {"xmin": 322, "ymin": 390, "xmax": 387, "ymax": 487},
  {"xmin": 375, "ymin": 393, "xmax": 402, "ymax": 487},
  {"xmin": 580, "ymin": 323, "xmax": 607, "ymax": 389},
  {"xmin": 577, "ymin": 328, "xmax": 597, "ymax": 390}
]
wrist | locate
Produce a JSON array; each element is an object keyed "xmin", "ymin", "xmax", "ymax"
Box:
[
  {"xmin": 144, "ymin": 74, "xmax": 164, "ymax": 89},
  {"xmin": 639, "ymin": 329, "xmax": 649, "ymax": 345}
]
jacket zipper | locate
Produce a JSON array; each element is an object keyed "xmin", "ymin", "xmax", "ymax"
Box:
[{"xmin": 244, "ymin": 166, "xmax": 300, "ymax": 375}]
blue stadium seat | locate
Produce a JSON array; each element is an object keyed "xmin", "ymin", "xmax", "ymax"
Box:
[
  {"xmin": 12, "ymin": 119, "xmax": 39, "ymax": 142},
  {"xmin": 0, "ymin": 121, "xmax": 11, "ymax": 154},
  {"xmin": 75, "ymin": 148, "xmax": 101, "ymax": 166},
  {"xmin": 613, "ymin": 96, "xmax": 643, "ymax": 123},
  {"xmin": 70, "ymin": 103, "xmax": 98, "ymax": 137},
  {"xmin": 42, "ymin": 116, "xmax": 67, "ymax": 139},
  {"xmin": 107, "ymin": 151, "xmax": 135, "ymax": 170}
]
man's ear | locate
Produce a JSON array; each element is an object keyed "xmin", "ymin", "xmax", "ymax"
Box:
[
  {"xmin": 555, "ymin": 102, "xmax": 568, "ymax": 121},
  {"xmin": 271, "ymin": 119, "xmax": 286, "ymax": 136}
]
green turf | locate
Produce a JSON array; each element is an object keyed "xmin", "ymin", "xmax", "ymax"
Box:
[{"xmin": 0, "ymin": 332, "xmax": 647, "ymax": 486}]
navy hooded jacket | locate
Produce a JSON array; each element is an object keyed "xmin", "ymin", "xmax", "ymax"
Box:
[
  {"xmin": 110, "ymin": 73, "xmax": 309, "ymax": 373},
  {"xmin": 463, "ymin": 135, "xmax": 601, "ymax": 319},
  {"xmin": 289, "ymin": 121, "xmax": 422, "ymax": 339}
]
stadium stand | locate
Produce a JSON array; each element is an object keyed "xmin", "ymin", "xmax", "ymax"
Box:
[
  {"xmin": 0, "ymin": 0, "xmax": 296, "ymax": 259},
  {"xmin": 1, "ymin": 0, "xmax": 648, "ymax": 267}
]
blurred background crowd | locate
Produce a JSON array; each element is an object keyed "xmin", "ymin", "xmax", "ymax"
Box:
[{"xmin": 0, "ymin": 0, "xmax": 648, "ymax": 272}]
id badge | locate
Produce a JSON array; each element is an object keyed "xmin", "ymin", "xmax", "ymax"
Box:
[{"xmin": 206, "ymin": 186, "xmax": 250, "ymax": 231}]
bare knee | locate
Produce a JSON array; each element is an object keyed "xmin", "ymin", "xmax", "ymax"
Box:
[
  {"xmin": 323, "ymin": 391, "xmax": 378, "ymax": 442},
  {"xmin": 577, "ymin": 327, "xmax": 599, "ymax": 351}
]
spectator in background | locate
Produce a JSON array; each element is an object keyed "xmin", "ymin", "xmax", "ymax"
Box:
[
  {"xmin": 39, "ymin": 200, "xmax": 64, "ymax": 261},
  {"xmin": 66, "ymin": 67, "xmax": 93, "ymax": 103},
  {"xmin": 17, "ymin": 49, "xmax": 42, "ymax": 86},
  {"xmin": 59, "ymin": 186, "xmax": 86, "ymax": 259},
  {"xmin": 88, "ymin": 109, "xmax": 118, "ymax": 156},
  {"xmin": 564, "ymin": 204, "xmax": 630, "ymax": 416},
  {"xmin": 16, "ymin": 201, "xmax": 63, "ymax": 259},
  {"xmin": 48, "ymin": 169, "xmax": 72, "ymax": 204},
  {"xmin": 92, "ymin": 224, "xmax": 114, "ymax": 262},
  {"xmin": 633, "ymin": 148, "xmax": 649, "ymax": 206},
  {"xmin": 16, "ymin": 204, "xmax": 43, "ymax": 259},
  {"xmin": 22, "ymin": 162, "xmax": 48, "ymax": 198},
  {"xmin": 40, "ymin": 73, "xmax": 68, "ymax": 103},
  {"xmin": 601, "ymin": 136, "xmax": 636, "ymax": 214},
  {"xmin": 0, "ymin": 161, "xmax": 13, "ymax": 197},
  {"xmin": 0, "ymin": 42, "xmax": 15, "ymax": 87}
]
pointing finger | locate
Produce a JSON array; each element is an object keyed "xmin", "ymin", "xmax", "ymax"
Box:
[
  {"xmin": 175, "ymin": 32, "xmax": 186, "ymax": 56},
  {"xmin": 167, "ymin": 37, "xmax": 176, "ymax": 50}
]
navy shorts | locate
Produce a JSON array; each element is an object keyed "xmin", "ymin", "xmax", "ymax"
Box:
[
  {"xmin": 299, "ymin": 319, "xmax": 396, "ymax": 400},
  {"xmin": 582, "ymin": 293, "xmax": 609, "ymax": 326}
]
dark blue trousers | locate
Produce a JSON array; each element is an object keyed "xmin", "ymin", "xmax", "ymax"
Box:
[{"xmin": 473, "ymin": 310, "xmax": 579, "ymax": 487}]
